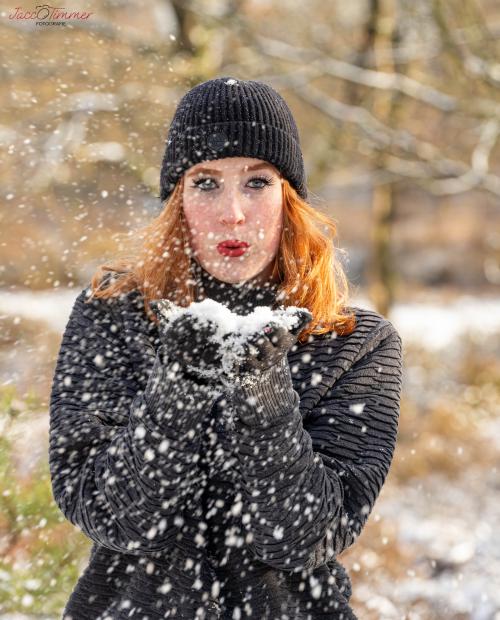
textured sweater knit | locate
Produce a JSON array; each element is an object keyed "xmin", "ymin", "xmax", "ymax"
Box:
[{"xmin": 49, "ymin": 262, "xmax": 403, "ymax": 619}]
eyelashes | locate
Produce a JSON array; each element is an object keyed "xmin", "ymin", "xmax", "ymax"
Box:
[
  {"xmin": 190, "ymin": 175, "xmax": 275, "ymax": 191},
  {"xmin": 252, "ymin": 175, "xmax": 274, "ymax": 187}
]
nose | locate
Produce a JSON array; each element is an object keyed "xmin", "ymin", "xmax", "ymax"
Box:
[{"xmin": 219, "ymin": 189, "xmax": 245, "ymax": 226}]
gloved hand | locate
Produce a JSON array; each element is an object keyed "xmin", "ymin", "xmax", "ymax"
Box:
[
  {"xmin": 150, "ymin": 300, "xmax": 227, "ymax": 384},
  {"xmin": 150, "ymin": 300, "xmax": 313, "ymax": 389},
  {"xmin": 221, "ymin": 307, "xmax": 313, "ymax": 389}
]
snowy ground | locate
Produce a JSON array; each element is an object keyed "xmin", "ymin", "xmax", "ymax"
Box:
[
  {"xmin": 0, "ymin": 288, "xmax": 78, "ymax": 334},
  {"xmin": 355, "ymin": 464, "xmax": 500, "ymax": 620}
]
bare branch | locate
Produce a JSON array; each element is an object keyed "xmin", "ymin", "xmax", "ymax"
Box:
[
  {"xmin": 427, "ymin": 118, "xmax": 500, "ymax": 194},
  {"xmin": 255, "ymin": 34, "xmax": 456, "ymax": 111},
  {"xmin": 432, "ymin": 0, "xmax": 500, "ymax": 88},
  {"xmin": 276, "ymin": 73, "xmax": 500, "ymax": 197},
  {"xmin": 253, "ymin": 33, "xmax": 500, "ymax": 120}
]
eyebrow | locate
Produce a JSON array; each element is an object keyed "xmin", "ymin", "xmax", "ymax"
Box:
[{"xmin": 186, "ymin": 162, "xmax": 272, "ymax": 177}]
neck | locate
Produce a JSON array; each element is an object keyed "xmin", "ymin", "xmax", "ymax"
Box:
[{"xmin": 190, "ymin": 258, "xmax": 280, "ymax": 315}]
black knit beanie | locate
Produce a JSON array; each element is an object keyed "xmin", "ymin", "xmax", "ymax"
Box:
[{"xmin": 159, "ymin": 76, "xmax": 307, "ymax": 202}]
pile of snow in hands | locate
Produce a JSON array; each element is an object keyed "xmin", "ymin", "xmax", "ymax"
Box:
[{"xmin": 154, "ymin": 297, "xmax": 306, "ymax": 384}]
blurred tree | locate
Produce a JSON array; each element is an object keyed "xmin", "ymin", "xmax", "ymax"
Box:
[
  {"xmin": 367, "ymin": 0, "xmax": 403, "ymax": 316},
  {"xmin": 171, "ymin": 0, "xmax": 197, "ymax": 54}
]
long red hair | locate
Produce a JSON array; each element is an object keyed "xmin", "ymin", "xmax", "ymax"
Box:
[{"xmin": 87, "ymin": 176, "xmax": 357, "ymax": 342}]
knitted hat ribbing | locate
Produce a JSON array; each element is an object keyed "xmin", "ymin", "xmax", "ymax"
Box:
[{"xmin": 159, "ymin": 76, "xmax": 307, "ymax": 202}]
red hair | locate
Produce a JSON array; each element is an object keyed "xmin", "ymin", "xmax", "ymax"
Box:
[{"xmin": 87, "ymin": 176, "xmax": 356, "ymax": 342}]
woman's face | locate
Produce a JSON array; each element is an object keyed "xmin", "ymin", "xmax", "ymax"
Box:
[{"xmin": 182, "ymin": 156, "xmax": 283, "ymax": 285}]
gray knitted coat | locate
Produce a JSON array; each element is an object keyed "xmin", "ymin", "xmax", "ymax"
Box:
[{"xmin": 49, "ymin": 266, "xmax": 403, "ymax": 619}]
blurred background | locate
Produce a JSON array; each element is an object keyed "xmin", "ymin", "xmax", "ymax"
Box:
[{"xmin": 0, "ymin": 0, "xmax": 499, "ymax": 618}]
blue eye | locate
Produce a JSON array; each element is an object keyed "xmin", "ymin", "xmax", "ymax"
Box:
[
  {"xmin": 191, "ymin": 177, "xmax": 216, "ymax": 191},
  {"xmin": 248, "ymin": 175, "xmax": 274, "ymax": 189},
  {"xmin": 190, "ymin": 175, "xmax": 275, "ymax": 191}
]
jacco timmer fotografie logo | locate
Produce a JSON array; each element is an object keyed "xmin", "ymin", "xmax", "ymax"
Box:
[{"xmin": 8, "ymin": 5, "xmax": 93, "ymax": 26}]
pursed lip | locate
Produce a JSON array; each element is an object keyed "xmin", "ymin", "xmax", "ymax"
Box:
[{"xmin": 217, "ymin": 239, "xmax": 250, "ymax": 248}]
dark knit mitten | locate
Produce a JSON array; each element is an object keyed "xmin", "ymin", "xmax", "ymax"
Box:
[
  {"xmin": 223, "ymin": 308, "xmax": 313, "ymax": 425},
  {"xmin": 224, "ymin": 307, "xmax": 312, "ymax": 388},
  {"xmin": 150, "ymin": 302, "xmax": 227, "ymax": 384}
]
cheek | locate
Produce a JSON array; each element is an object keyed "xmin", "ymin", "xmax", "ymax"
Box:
[
  {"xmin": 253, "ymin": 197, "xmax": 283, "ymax": 233},
  {"xmin": 183, "ymin": 196, "xmax": 212, "ymax": 234}
]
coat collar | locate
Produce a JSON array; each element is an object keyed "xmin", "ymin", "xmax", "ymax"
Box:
[{"xmin": 189, "ymin": 257, "xmax": 280, "ymax": 315}]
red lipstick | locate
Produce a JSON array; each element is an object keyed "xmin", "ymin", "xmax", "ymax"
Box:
[{"xmin": 217, "ymin": 239, "xmax": 250, "ymax": 257}]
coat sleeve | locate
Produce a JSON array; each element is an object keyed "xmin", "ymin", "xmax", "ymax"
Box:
[
  {"xmin": 49, "ymin": 287, "xmax": 221, "ymax": 555},
  {"xmin": 228, "ymin": 322, "xmax": 403, "ymax": 572}
]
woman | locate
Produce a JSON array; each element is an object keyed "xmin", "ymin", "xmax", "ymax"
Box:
[{"xmin": 49, "ymin": 76, "xmax": 403, "ymax": 620}]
